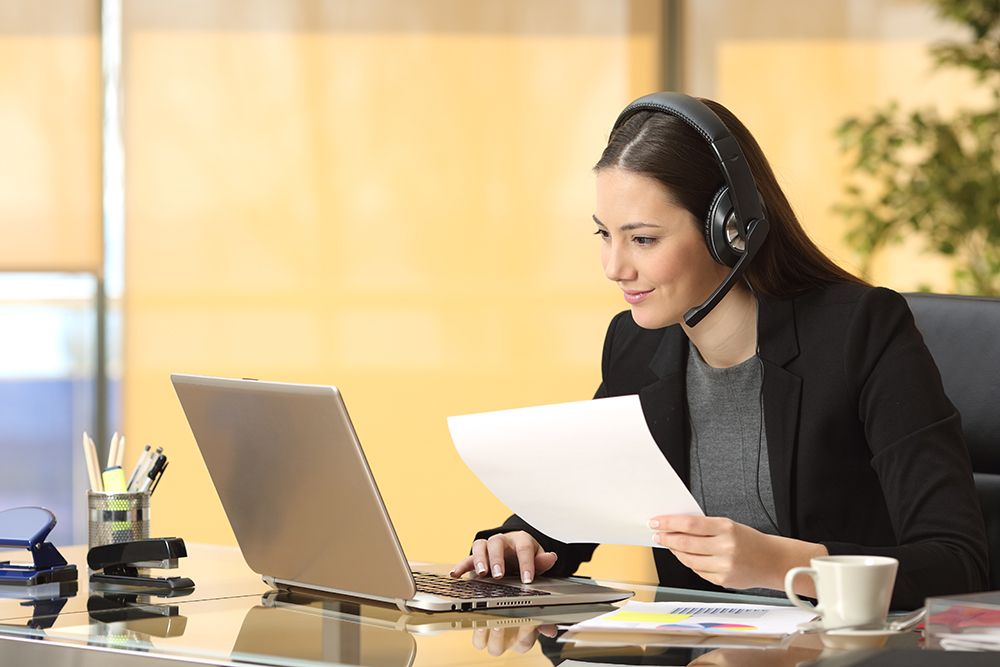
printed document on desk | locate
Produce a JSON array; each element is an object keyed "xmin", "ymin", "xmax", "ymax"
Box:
[
  {"xmin": 448, "ymin": 395, "xmax": 703, "ymax": 546},
  {"xmin": 564, "ymin": 601, "xmax": 817, "ymax": 638}
]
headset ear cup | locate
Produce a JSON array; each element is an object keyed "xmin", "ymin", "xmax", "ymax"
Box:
[{"xmin": 705, "ymin": 187, "xmax": 741, "ymax": 267}]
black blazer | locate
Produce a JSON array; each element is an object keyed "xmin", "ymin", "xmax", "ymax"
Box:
[{"xmin": 478, "ymin": 283, "xmax": 989, "ymax": 609}]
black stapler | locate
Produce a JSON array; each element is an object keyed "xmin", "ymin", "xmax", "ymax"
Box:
[{"xmin": 88, "ymin": 537, "xmax": 195, "ymax": 591}]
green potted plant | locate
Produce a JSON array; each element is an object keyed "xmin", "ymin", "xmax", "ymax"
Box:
[{"xmin": 835, "ymin": 0, "xmax": 999, "ymax": 295}]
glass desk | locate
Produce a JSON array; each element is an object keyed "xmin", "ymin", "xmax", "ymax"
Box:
[{"xmin": 0, "ymin": 544, "xmax": 937, "ymax": 666}]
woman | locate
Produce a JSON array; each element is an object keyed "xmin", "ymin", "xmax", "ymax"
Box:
[{"xmin": 451, "ymin": 93, "xmax": 988, "ymax": 609}]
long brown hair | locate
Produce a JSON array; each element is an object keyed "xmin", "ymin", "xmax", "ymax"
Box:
[{"xmin": 594, "ymin": 97, "xmax": 865, "ymax": 297}]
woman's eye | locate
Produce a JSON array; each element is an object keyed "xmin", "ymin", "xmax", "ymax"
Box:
[
  {"xmin": 634, "ymin": 236, "xmax": 657, "ymax": 246},
  {"xmin": 593, "ymin": 229, "xmax": 610, "ymax": 240}
]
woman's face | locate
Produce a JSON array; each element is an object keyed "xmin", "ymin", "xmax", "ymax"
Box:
[{"xmin": 594, "ymin": 168, "xmax": 729, "ymax": 329}]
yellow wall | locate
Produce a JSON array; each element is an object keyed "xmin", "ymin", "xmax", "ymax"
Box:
[
  {"xmin": 122, "ymin": 1, "xmax": 663, "ymax": 583},
  {"xmin": 684, "ymin": 0, "xmax": 990, "ymax": 292},
  {"xmin": 0, "ymin": 2, "xmax": 100, "ymax": 271},
  {"xmin": 716, "ymin": 39, "xmax": 988, "ymax": 291}
]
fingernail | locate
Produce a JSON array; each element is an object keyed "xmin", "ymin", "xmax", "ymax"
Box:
[
  {"xmin": 475, "ymin": 561, "xmax": 487, "ymax": 575},
  {"xmin": 522, "ymin": 571, "xmax": 533, "ymax": 584},
  {"xmin": 648, "ymin": 519, "xmax": 659, "ymax": 528},
  {"xmin": 652, "ymin": 533, "xmax": 661, "ymax": 545},
  {"xmin": 492, "ymin": 564, "xmax": 502, "ymax": 578}
]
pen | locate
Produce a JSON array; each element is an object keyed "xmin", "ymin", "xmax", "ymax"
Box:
[
  {"xmin": 128, "ymin": 445, "xmax": 162, "ymax": 492},
  {"xmin": 149, "ymin": 460, "xmax": 168, "ymax": 495},
  {"xmin": 126, "ymin": 444, "xmax": 151, "ymax": 491},
  {"xmin": 138, "ymin": 454, "xmax": 167, "ymax": 493}
]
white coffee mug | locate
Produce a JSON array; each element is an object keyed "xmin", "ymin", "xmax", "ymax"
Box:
[{"xmin": 784, "ymin": 555, "xmax": 898, "ymax": 630}]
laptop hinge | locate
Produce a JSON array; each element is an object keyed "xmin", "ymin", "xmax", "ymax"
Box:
[{"xmin": 264, "ymin": 575, "xmax": 413, "ymax": 613}]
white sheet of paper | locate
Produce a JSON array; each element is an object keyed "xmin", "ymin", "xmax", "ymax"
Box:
[{"xmin": 448, "ymin": 395, "xmax": 703, "ymax": 546}]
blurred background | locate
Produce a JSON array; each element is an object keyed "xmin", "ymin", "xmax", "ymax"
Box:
[{"xmin": 1, "ymin": 0, "xmax": 995, "ymax": 584}]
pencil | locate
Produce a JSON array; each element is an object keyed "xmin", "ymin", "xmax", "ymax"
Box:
[
  {"xmin": 117, "ymin": 435, "xmax": 126, "ymax": 468},
  {"xmin": 83, "ymin": 431, "xmax": 102, "ymax": 492},
  {"xmin": 88, "ymin": 433, "xmax": 104, "ymax": 492},
  {"xmin": 107, "ymin": 432, "xmax": 120, "ymax": 469}
]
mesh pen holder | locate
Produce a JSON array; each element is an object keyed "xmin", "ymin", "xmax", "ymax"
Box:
[{"xmin": 87, "ymin": 491, "xmax": 150, "ymax": 550}]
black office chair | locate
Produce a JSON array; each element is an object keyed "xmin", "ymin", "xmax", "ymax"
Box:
[{"xmin": 904, "ymin": 292, "xmax": 1000, "ymax": 589}]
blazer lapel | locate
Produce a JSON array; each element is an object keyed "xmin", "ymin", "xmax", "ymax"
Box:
[
  {"xmin": 757, "ymin": 296, "xmax": 802, "ymax": 536},
  {"xmin": 640, "ymin": 330, "xmax": 690, "ymax": 482}
]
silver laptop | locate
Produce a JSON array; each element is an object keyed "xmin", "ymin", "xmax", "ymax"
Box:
[{"xmin": 171, "ymin": 374, "xmax": 633, "ymax": 612}]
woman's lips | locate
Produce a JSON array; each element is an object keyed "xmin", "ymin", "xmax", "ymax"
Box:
[{"xmin": 623, "ymin": 289, "xmax": 653, "ymax": 305}]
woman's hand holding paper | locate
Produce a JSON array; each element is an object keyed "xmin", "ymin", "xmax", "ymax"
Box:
[{"xmin": 649, "ymin": 515, "xmax": 827, "ymax": 593}]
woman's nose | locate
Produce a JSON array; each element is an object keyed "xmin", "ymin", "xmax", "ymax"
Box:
[{"xmin": 602, "ymin": 242, "xmax": 634, "ymax": 282}]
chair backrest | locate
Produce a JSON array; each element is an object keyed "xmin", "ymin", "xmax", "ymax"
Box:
[{"xmin": 904, "ymin": 292, "xmax": 1000, "ymax": 589}]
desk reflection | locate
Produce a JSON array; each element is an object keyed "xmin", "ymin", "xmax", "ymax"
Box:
[
  {"xmin": 240, "ymin": 590, "xmax": 628, "ymax": 666},
  {"xmin": 88, "ymin": 591, "xmax": 188, "ymax": 639},
  {"xmin": 233, "ymin": 591, "xmax": 416, "ymax": 666},
  {"xmin": 243, "ymin": 590, "xmax": 821, "ymax": 666},
  {"xmin": 684, "ymin": 646, "xmax": 826, "ymax": 666},
  {"xmin": 0, "ymin": 580, "xmax": 76, "ymax": 629}
]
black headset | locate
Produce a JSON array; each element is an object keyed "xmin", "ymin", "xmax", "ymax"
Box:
[{"xmin": 611, "ymin": 92, "xmax": 771, "ymax": 327}]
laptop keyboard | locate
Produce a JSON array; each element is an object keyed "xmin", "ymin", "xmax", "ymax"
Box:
[{"xmin": 413, "ymin": 572, "xmax": 550, "ymax": 599}]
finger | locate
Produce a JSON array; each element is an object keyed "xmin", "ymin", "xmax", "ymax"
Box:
[
  {"xmin": 686, "ymin": 652, "xmax": 725, "ymax": 666},
  {"xmin": 511, "ymin": 536, "xmax": 539, "ymax": 583},
  {"xmin": 538, "ymin": 624, "xmax": 558, "ymax": 638},
  {"xmin": 511, "ymin": 625, "xmax": 538, "ymax": 653},
  {"xmin": 471, "ymin": 626, "xmax": 488, "ymax": 651},
  {"xmin": 654, "ymin": 531, "xmax": 717, "ymax": 556},
  {"xmin": 534, "ymin": 550, "xmax": 558, "ymax": 576},
  {"xmin": 486, "ymin": 535, "xmax": 507, "ymax": 578},
  {"xmin": 669, "ymin": 550, "xmax": 725, "ymax": 576},
  {"xmin": 651, "ymin": 514, "xmax": 727, "ymax": 536},
  {"xmin": 487, "ymin": 627, "xmax": 507, "ymax": 657},
  {"xmin": 451, "ymin": 555, "xmax": 475, "ymax": 577},
  {"xmin": 470, "ymin": 539, "xmax": 490, "ymax": 577}
]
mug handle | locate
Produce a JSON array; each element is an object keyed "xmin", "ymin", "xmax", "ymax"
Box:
[{"xmin": 784, "ymin": 566, "xmax": 821, "ymax": 614}]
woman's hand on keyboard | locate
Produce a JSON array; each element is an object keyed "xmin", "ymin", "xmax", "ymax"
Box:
[{"xmin": 450, "ymin": 531, "xmax": 558, "ymax": 584}]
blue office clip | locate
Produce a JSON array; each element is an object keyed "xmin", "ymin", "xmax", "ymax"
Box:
[{"xmin": 0, "ymin": 507, "xmax": 78, "ymax": 586}]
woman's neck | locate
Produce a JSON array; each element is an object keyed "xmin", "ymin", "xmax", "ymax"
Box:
[{"xmin": 681, "ymin": 286, "xmax": 758, "ymax": 368}]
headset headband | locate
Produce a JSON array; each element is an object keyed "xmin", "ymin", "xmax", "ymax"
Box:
[{"xmin": 612, "ymin": 92, "xmax": 765, "ymax": 241}]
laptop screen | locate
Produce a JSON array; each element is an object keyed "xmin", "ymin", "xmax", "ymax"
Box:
[{"xmin": 171, "ymin": 374, "xmax": 416, "ymax": 602}]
